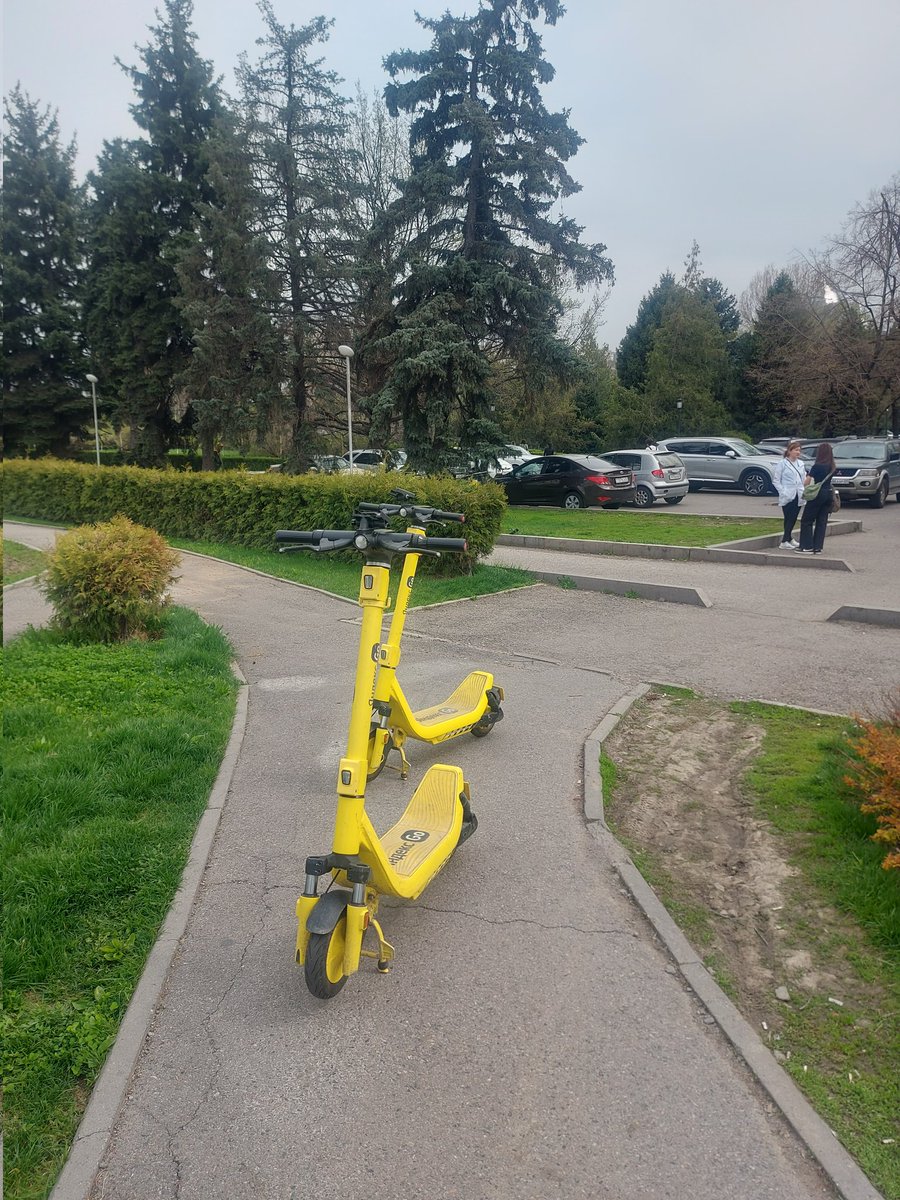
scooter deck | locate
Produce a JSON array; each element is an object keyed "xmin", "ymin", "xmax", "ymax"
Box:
[
  {"xmin": 411, "ymin": 670, "xmax": 491, "ymax": 728},
  {"xmin": 379, "ymin": 764, "xmax": 464, "ymax": 878}
]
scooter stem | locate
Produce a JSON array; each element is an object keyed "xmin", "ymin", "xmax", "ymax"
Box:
[{"xmin": 333, "ymin": 556, "xmax": 390, "ymax": 856}]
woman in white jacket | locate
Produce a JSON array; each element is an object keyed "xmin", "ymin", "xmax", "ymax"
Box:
[{"xmin": 773, "ymin": 441, "xmax": 810, "ymax": 548}]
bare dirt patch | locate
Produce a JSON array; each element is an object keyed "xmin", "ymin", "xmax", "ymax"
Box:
[{"xmin": 603, "ymin": 690, "xmax": 876, "ymax": 1034}]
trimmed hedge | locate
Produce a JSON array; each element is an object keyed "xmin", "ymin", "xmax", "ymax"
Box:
[
  {"xmin": 2, "ymin": 459, "xmax": 506, "ymax": 574},
  {"xmin": 68, "ymin": 449, "xmax": 282, "ymax": 471}
]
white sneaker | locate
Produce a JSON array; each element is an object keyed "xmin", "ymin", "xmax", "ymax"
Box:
[
  {"xmin": 789, "ymin": 540, "xmax": 799, "ymax": 548},
  {"xmin": 778, "ymin": 541, "xmax": 792, "ymax": 549}
]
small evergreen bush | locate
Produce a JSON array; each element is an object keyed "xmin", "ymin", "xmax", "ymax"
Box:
[{"xmin": 40, "ymin": 515, "xmax": 180, "ymax": 642}]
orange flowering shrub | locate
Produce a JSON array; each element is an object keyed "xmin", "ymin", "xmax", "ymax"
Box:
[{"xmin": 844, "ymin": 692, "xmax": 900, "ymax": 870}]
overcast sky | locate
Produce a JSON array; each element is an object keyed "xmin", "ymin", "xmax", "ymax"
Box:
[{"xmin": 6, "ymin": 0, "xmax": 899, "ymax": 349}]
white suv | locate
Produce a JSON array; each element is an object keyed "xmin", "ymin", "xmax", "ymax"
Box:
[{"xmin": 656, "ymin": 437, "xmax": 778, "ymax": 496}]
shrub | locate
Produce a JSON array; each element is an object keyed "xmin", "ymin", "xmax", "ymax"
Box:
[
  {"xmin": 3, "ymin": 459, "xmax": 505, "ymax": 575},
  {"xmin": 40, "ymin": 515, "xmax": 180, "ymax": 642},
  {"xmin": 844, "ymin": 692, "xmax": 900, "ymax": 870}
]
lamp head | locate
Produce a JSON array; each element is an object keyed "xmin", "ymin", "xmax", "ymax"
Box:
[
  {"xmin": 86, "ymin": 373, "xmax": 99, "ymax": 384},
  {"xmin": 337, "ymin": 345, "xmax": 354, "ymax": 359}
]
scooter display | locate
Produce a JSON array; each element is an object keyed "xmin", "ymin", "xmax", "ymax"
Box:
[
  {"xmin": 275, "ymin": 506, "xmax": 486, "ymax": 998},
  {"xmin": 359, "ymin": 491, "xmax": 504, "ymax": 781}
]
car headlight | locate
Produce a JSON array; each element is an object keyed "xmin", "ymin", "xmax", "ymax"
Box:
[{"xmin": 855, "ymin": 469, "xmax": 878, "ymax": 478}]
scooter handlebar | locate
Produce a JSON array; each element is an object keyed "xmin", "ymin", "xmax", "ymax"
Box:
[
  {"xmin": 274, "ymin": 529, "xmax": 468, "ymax": 555},
  {"xmin": 428, "ymin": 509, "xmax": 465, "ymax": 523}
]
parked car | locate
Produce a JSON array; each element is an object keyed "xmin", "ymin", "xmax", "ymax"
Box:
[
  {"xmin": 497, "ymin": 453, "xmax": 635, "ymax": 509},
  {"xmin": 308, "ymin": 454, "xmax": 343, "ymax": 474},
  {"xmin": 500, "ymin": 444, "xmax": 537, "ymax": 467},
  {"xmin": 600, "ymin": 448, "xmax": 689, "ymax": 507},
  {"xmin": 799, "ymin": 438, "xmax": 900, "ymax": 507},
  {"xmin": 655, "ymin": 437, "xmax": 778, "ymax": 496},
  {"xmin": 338, "ymin": 448, "xmax": 407, "ymax": 472}
]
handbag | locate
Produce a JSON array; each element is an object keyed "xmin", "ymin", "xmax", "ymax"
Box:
[{"xmin": 803, "ymin": 471, "xmax": 835, "ymax": 501}]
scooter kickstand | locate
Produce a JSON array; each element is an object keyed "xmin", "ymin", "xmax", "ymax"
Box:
[
  {"xmin": 385, "ymin": 737, "xmax": 411, "ymax": 781},
  {"xmin": 370, "ymin": 917, "xmax": 395, "ymax": 973}
]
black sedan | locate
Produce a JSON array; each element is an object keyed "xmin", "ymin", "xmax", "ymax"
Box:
[{"xmin": 497, "ymin": 454, "xmax": 635, "ymax": 509}]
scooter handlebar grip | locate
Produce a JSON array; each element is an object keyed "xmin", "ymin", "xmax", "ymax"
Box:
[
  {"xmin": 275, "ymin": 529, "xmax": 321, "ymax": 545},
  {"xmin": 429, "ymin": 509, "xmax": 465, "ymax": 523},
  {"xmin": 422, "ymin": 536, "xmax": 468, "ymax": 552}
]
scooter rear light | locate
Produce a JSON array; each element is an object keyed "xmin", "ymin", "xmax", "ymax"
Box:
[
  {"xmin": 651, "ymin": 468, "xmax": 664, "ymax": 478},
  {"xmin": 585, "ymin": 474, "xmax": 610, "ymax": 486}
]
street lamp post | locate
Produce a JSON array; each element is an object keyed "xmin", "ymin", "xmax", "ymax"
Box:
[
  {"xmin": 86, "ymin": 374, "xmax": 100, "ymax": 466},
  {"xmin": 337, "ymin": 345, "xmax": 354, "ymax": 471},
  {"xmin": 676, "ymin": 399, "xmax": 683, "ymax": 435}
]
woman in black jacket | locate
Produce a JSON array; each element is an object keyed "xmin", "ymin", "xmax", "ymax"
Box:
[{"xmin": 797, "ymin": 442, "xmax": 835, "ymax": 553}]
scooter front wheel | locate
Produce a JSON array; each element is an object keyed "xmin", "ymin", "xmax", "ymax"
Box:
[{"xmin": 304, "ymin": 921, "xmax": 348, "ymax": 999}]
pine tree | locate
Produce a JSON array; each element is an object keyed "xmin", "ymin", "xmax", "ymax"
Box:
[
  {"xmin": 372, "ymin": 0, "xmax": 613, "ymax": 472},
  {"xmin": 174, "ymin": 115, "xmax": 287, "ymax": 469},
  {"xmin": 236, "ymin": 3, "xmax": 354, "ymax": 467},
  {"xmin": 82, "ymin": 0, "xmax": 223, "ymax": 464},
  {"xmin": 2, "ymin": 87, "xmax": 87, "ymax": 455}
]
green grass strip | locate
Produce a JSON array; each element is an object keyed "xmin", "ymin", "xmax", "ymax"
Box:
[
  {"xmin": 605, "ymin": 697, "xmax": 899, "ymax": 1197},
  {"xmin": 731, "ymin": 701, "xmax": 899, "ymax": 1196},
  {"xmin": 1, "ymin": 609, "xmax": 238, "ymax": 1200},
  {"xmin": 501, "ymin": 507, "xmax": 781, "ymax": 546},
  {"xmin": 3, "ymin": 538, "xmax": 47, "ymax": 584},
  {"xmin": 169, "ymin": 537, "xmax": 535, "ymax": 607}
]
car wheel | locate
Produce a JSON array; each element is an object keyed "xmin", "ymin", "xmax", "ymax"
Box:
[
  {"xmin": 664, "ymin": 495, "xmax": 684, "ymax": 505},
  {"xmin": 633, "ymin": 485, "xmax": 654, "ymax": 507},
  {"xmin": 741, "ymin": 469, "xmax": 769, "ymax": 496},
  {"xmin": 869, "ymin": 479, "xmax": 888, "ymax": 508},
  {"xmin": 562, "ymin": 491, "xmax": 584, "ymax": 510}
]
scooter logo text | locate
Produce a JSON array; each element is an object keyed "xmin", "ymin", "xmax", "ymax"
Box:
[{"xmin": 388, "ymin": 829, "xmax": 430, "ymax": 866}]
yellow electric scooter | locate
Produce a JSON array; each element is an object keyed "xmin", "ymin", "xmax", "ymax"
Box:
[
  {"xmin": 275, "ymin": 510, "xmax": 480, "ymax": 999},
  {"xmin": 358, "ymin": 491, "xmax": 504, "ymax": 781}
]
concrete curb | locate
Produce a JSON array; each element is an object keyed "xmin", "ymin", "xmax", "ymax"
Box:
[
  {"xmin": 828, "ymin": 605, "xmax": 900, "ymax": 630},
  {"xmin": 3, "ymin": 574, "xmax": 41, "ymax": 591},
  {"xmin": 583, "ymin": 689, "xmax": 884, "ymax": 1200},
  {"xmin": 49, "ymin": 663, "xmax": 251, "ymax": 1200},
  {"xmin": 527, "ymin": 570, "xmax": 711, "ymax": 607},
  {"xmin": 497, "ymin": 532, "xmax": 854, "ymax": 570}
]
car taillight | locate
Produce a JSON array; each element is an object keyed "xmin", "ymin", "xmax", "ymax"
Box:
[
  {"xmin": 585, "ymin": 474, "xmax": 610, "ymax": 486},
  {"xmin": 651, "ymin": 468, "xmax": 664, "ymax": 478}
]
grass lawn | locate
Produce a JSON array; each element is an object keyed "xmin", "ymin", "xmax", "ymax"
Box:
[
  {"xmin": 1, "ymin": 608, "xmax": 239, "ymax": 1200},
  {"xmin": 604, "ymin": 690, "xmax": 899, "ymax": 1198},
  {"xmin": 169, "ymin": 537, "xmax": 535, "ymax": 606},
  {"xmin": 501, "ymin": 507, "xmax": 781, "ymax": 546},
  {"xmin": 3, "ymin": 538, "xmax": 47, "ymax": 584}
]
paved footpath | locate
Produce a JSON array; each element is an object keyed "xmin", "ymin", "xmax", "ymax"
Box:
[{"xmin": 5, "ymin": 520, "xmax": 893, "ymax": 1199}]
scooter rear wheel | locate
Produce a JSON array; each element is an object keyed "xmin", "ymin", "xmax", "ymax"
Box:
[{"xmin": 305, "ymin": 921, "xmax": 348, "ymax": 999}]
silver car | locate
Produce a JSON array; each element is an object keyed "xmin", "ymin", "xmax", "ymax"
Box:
[
  {"xmin": 656, "ymin": 437, "xmax": 778, "ymax": 496},
  {"xmin": 601, "ymin": 449, "xmax": 689, "ymax": 506}
]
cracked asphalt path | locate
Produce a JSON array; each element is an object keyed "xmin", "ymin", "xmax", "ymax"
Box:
[
  {"xmin": 66, "ymin": 552, "xmax": 836, "ymax": 1200},
  {"xmin": 4, "ymin": 523, "xmax": 870, "ymax": 1198}
]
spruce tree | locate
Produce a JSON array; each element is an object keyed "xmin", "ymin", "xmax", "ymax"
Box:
[
  {"xmin": 82, "ymin": 0, "xmax": 223, "ymax": 464},
  {"xmin": 615, "ymin": 272, "xmax": 678, "ymax": 392},
  {"xmin": 2, "ymin": 87, "xmax": 87, "ymax": 455},
  {"xmin": 236, "ymin": 3, "xmax": 354, "ymax": 466},
  {"xmin": 372, "ymin": 0, "xmax": 613, "ymax": 472},
  {"xmin": 174, "ymin": 116, "xmax": 286, "ymax": 469}
]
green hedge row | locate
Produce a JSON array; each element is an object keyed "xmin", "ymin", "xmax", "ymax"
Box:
[
  {"xmin": 67, "ymin": 450, "xmax": 282, "ymax": 472},
  {"xmin": 2, "ymin": 459, "xmax": 506, "ymax": 574}
]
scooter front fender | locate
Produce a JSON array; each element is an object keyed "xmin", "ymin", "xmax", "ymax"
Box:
[{"xmin": 306, "ymin": 889, "xmax": 350, "ymax": 934}]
